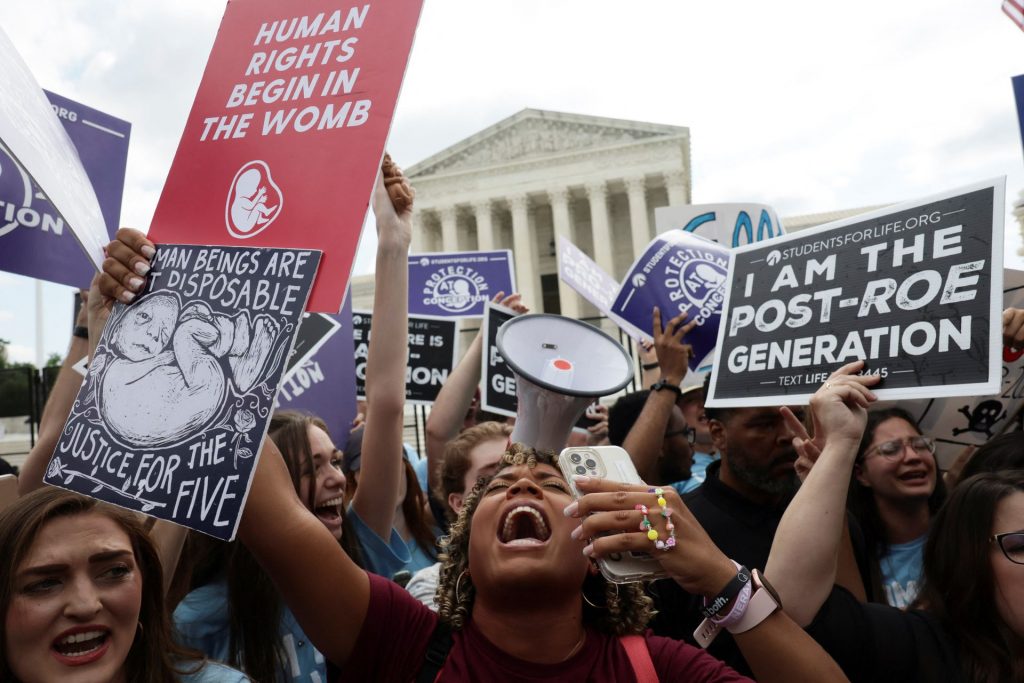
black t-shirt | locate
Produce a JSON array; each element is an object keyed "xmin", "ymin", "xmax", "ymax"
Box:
[
  {"xmin": 806, "ymin": 586, "xmax": 963, "ymax": 683},
  {"xmin": 648, "ymin": 461, "xmax": 794, "ymax": 675}
]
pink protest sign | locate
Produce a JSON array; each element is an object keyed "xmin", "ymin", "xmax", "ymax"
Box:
[{"xmin": 149, "ymin": 1, "xmax": 423, "ymax": 312}]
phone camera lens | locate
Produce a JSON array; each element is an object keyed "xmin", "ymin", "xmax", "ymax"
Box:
[
  {"xmin": 584, "ymin": 459, "xmax": 597, "ymax": 469},
  {"xmin": 575, "ymin": 465, "xmax": 587, "ymax": 475},
  {"xmin": 569, "ymin": 453, "xmax": 582, "ymax": 464}
]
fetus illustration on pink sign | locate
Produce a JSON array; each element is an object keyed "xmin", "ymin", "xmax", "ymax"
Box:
[{"xmin": 226, "ymin": 160, "xmax": 282, "ymax": 239}]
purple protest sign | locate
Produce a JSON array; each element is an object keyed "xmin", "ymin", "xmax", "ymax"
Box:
[
  {"xmin": 0, "ymin": 91, "xmax": 130, "ymax": 288},
  {"xmin": 408, "ymin": 250, "xmax": 516, "ymax": 318},
  {"xmin": 276, "ymin": 294, "xmax": 359, "ymax": 451},
  {"xmin": 611, "ymin": 231, "xmax": 730, "ymax": 370}
]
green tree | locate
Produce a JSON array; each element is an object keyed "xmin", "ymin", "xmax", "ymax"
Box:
[{"xmin": 0, "ymin": 338, "xmax": 36, "ymax": 418}]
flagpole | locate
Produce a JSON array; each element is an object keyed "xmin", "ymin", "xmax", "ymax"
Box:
[{"xmin": 35, "ymin": 279, "xmax": 44, "ymax": 368}]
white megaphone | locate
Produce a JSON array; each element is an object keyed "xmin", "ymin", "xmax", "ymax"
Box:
[{"xmin": 496, "ymin": 314, "xmax": 635, "ymax": 451}]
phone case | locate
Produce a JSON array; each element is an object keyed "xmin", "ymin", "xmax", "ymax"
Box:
[{"xmin": 558, "ymin": 446, "xmax": 669, "ymax": 584}]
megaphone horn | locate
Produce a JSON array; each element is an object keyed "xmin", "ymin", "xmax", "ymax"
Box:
[{"xmin": 496, "ymin": 314, "xmax": 635, "ymax": 451}]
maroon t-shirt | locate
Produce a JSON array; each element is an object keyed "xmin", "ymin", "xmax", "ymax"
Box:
[{"xmin": 339, "ymin": 573, "xmax": 753, "ymax": 682}]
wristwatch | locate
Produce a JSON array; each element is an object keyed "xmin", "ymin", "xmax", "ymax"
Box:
[
  {"xmin": 727, "ymin": 569, "xmax": 782, "ymax": 634},
  {"xmin": 693, "ymin": 568, "xmax": 783, "ymax": 647},
  {"xmin": 650, "ymin": 378, "xmax": 682, "ymax": 397}
]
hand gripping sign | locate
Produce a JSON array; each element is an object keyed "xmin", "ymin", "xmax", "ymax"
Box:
[
  {"xmin": 611, "ymin": 231, "xmax": 732, "ymax": 371},
  {"xmin": 46, "ymin": 244, "xmax": 321, "ymax": 540},
  {"xmin": 148, "ymin": 0, "xmax": 424, "ymax": 313},
  {"xmin": 706, "ymin": 179, "xmax": 1005, "ymax": 407},
  {"xmin": 0, "ymin": 29, "xmax": 112, "ymax": 271}
]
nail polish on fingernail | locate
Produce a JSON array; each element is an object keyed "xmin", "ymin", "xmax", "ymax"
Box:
[
  {"xmin": 582, "ymin": 544, "xmax": 594, "ymax": 557},
  {"xmin": 120, "ymin": 291, "xmax": 135, "ymax": 303},
  {"xmin": 572, "ymin": 474, "xmax": 591, "ymax": 484},
  {"xmin": 128, "ymin": 277, "xmax": 144, "ymax": 291},
  {"xmin": 141, "ymin": 245, "xmax": 156, "ymax": 258},
  {"xmin": 135, "ymin": 261, "xmax": 151, "ymax": 276},
  {"xmin": 563, "ymin": 501, "xmax": 579, "ymax": 517},
  {"xmin": 570, "ymin": 525, "xmax": 584, "ymax": 540}
]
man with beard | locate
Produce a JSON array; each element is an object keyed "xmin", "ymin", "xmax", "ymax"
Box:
[{"xmin": 647, "ymin": 376, "xmax": 805, "ymax": 675}]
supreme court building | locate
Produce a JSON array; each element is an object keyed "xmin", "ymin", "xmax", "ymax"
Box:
[{"xmin": 351, "ymin": 108, "xmax": 872, "ymax": 316}]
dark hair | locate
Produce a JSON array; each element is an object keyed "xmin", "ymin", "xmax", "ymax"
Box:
[
  {"xmin": 271, "ymin": 410, "xmax": 364, "ymax": 567},
  {"xmin": 436, "ymin": 443, "xmax": 653, "ymax": 635},
  {"xmin": 341, "ymin": 424, "xmax": 438, "ymax": 562},
  {"xmin": 915, "ymin": 471, "xmax": 1024, "ymax": 682},
  {"xmin": 608, "ymin": 391, "xmax": 649, "ymax": 446},
  {"xmin": 955, "ymin": 431, "xmax": 1024, "ymax": 486},
  {"xmin": 700, "ymin": 373, "xmax": 736, "ymax": 423},
  {"xmin": 850, "ymin": 407, "xmax": 947, "ymax": 603},
  {"xmin": 437, "ymin": 421, "xmax": 513, "ymax": 519},
  {"xmin": 172, "ymin": 410, "xmax": 365, "ymax": 682},
  {"xmin": 0, "ymin": 488, "xmax": 208, "ymax": 683}
]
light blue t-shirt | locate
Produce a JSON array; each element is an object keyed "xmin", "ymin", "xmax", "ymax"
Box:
[
  {"xmin": 173, "ymin": 580, "xmax": 326, "ymax": 682},
  {"xmin": 879, "ymin": 534, "xmax": 927, "ymax": 608},
  {"xmin": 347, "ymin": 504, "xmax": 438, "ymax": 579},
  {"xmin": 411, "ymin": 451, "xmax": 430, "ymax": 494},
  {"xmin": 179, "ymin": 660, "xmax": 251, "ymax": 682},
  {"xmin": 669, "ymin": 450, "xmax": 717, "ymax": 496}
]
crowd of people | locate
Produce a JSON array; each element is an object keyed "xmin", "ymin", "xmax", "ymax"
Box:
[{"xmin": 1, "ymin": 160, "xmax": 1023, "ymax": 682}]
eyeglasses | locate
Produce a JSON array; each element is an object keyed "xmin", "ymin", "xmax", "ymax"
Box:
[
  {"xmin": 862, "ymin": 436, "xmax": 935, "ymax": 460},
  {"xmin": 665, "ymin": 426, "xmax": 697, "ymax": 447},
  {"xmin": 991, "ymin": 531, "xmax": 1024, "ymax": 565}
]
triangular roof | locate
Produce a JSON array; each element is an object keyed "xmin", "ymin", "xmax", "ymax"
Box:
[{"xmin": 407, "ymin": 108, "xmax": 688, "ymax": 178}]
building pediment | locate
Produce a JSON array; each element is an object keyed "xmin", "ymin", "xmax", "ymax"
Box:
[{"xmin": 407, "ymin": 109, "xmax": 688, "ymax": 178}]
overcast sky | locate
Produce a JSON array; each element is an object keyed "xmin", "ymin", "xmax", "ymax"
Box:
[{"xmin": 2, "ymin": 0, "xmax": 1023, "ymax": 364}]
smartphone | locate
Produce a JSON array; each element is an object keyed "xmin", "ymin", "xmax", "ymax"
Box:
[{"xmin": 558, "ymin": 446, "xmax": 668, "ymax": 584}]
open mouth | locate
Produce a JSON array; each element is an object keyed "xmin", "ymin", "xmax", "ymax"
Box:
[
  {"xmin": 315, "ymin": 496, "xmax": 344, "ymax": 524},
  {"xmin": 498, "ymin": 503, "xmax": 552, "ymax": 546},
  {"xmin": 52, "ymin": 628, "xmax": 110, "ymax": 664},
  {"xmin": 898, "ymin": 470, "xmax": 929, "ymax": 483}
]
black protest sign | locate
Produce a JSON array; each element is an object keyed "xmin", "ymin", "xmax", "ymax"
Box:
[
  {"xmin": 45, "ymin": 244, "xmax": 320, "ymax": 540},
  {"xmin": 352, "ymin": 311, "xmax": 457, "ymax": 404},
  {"xmin": 707, "ymin": 180, "xmax": 1004, "ymax": 407},
  {"xmin": 285, "ymin": 312, "xmax": 341, "ymax": 378},
  {"xmin": 481, "ymin": 302, "xmax": 517, "ymax": 417}
]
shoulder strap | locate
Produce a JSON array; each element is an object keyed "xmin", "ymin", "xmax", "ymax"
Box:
[
  {"xmin": 619, "ymin": 634, "xmax": 659, "ymax": 683},
  {"xmin": 415, "ymin": 620, "xmax": 453, "ymax": 683}
]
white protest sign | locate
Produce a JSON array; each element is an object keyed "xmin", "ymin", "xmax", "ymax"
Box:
[
  {"xmin": 707, "ymin": 178, "xmax": 1005, "ymax": 407},
  {"xmin": 556, "ymin": 236, "xmax": 645, "ymax": 341},
  {"xmin": 654, "ymin": 203, "xmax": 784, "ymax": 247},
  {"xmin": 0, "ymin": 28, "xmax": 108, "ymax": 270}
]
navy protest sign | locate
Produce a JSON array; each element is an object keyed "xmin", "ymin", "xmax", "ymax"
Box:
[
  {"xmin": 352, "ymin": 311, "xmax": 457, "ymax": 404},
  {"xmin": 706, "ymin": 179, "xmax": 1005, "ymax": 407},
  {"xmin": 611, "ymin": 231, "xmax": 730, "ymax": 370},
  {"xmin": 654, "ymin": 202, "xmax": 784, "ymax": 248},
  {"xmin": 0, "ymin": 92, "xmax": 130, "ymax": 288},
  {"xmin": 45, "ymin": 244, "xmax": 321, "ymax": 539},
  {"xmin": 409, "ymin": 250, "xmax": 516, "ymax": 318},
  {"xmin": 277, "ymin": 297, "xmax": 358, "ymax": 451},
  {"xmin": 285, "ymin": 311, "xmax": 341, "ymax": 378},
  {"xmin": 481, "ymin": 301, "xmax": 518, "ymax": 417}
]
